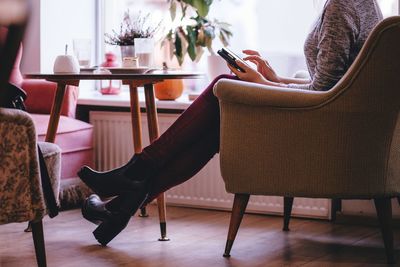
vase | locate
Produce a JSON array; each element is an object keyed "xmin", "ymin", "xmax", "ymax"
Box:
[{"xmin": 120, "ymin": 45, "xmax": 135, "ymax": 60}]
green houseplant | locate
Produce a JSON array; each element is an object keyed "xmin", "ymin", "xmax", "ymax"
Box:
[{"xmin": 163, "ymin": 0, "xmax": 233, "ymax": 65}]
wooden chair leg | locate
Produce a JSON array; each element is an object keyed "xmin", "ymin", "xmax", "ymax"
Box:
[
  {"xmin": 31, "ymin": 220, "xmax": 47, "ymax": 267},
  {"xmin": 283, "ymin": 197, "xmax": 294, "ymax": 231},
  {"xmin": 223, "ymin": 194, "xmax": 250, "ymax": 258},
  {"xmin": 397, "ymin": 196, "xmax": 400, "ymax": 206},
  {"xmin": 374, "ymin": 198, "xmax": 395, "ymax": 264}
]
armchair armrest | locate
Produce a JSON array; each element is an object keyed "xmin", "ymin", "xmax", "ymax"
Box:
[
  {"xmin": 21, "ymin": 79, "xmax": 78, "ymax": 118},
  {"xmin": 0, "ymin": 108, "xmax": 46, "ymax": 223},
  {"xmin": 213, "ymin": 79, "xmax": 335, "ymax": 109}
]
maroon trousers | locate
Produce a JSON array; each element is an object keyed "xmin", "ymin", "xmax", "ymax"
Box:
[{"xmin": 140, "ymin": 74, "xmax": 236, "ymax": 201}]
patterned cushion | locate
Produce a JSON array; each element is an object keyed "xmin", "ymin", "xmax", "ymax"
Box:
[{"xmin": 0, "ymin": 108, "xmax": 61, "ymax": 224}]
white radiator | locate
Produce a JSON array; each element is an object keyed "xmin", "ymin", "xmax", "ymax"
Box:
[{"xmin": 90, "ymin": 111, "xmax": 331, "ymax": 219}]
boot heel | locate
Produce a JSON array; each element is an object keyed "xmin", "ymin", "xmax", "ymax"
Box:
[
  {"xmin": 92, "ymin": 191, "xmax": 148, "ymax": 246},
  {"xmin": 93, "ymin": 213, "xmax": 130, "ymax": 246}
]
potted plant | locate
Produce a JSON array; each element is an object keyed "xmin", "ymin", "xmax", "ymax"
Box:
[
  {"xmin": 162, "ymin": 0, "xmax": 233, "ymax": 66},
  {"xmin": 105, "ymin": 11, "xmax": 161, "ymax": 60}
]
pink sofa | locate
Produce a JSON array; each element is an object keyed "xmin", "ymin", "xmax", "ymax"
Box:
[{"xmin": 10, "ymin": 47, "xmax": 94, "ymax": 180}]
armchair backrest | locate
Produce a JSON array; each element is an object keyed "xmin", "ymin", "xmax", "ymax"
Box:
[
  {"xmin": 329, "ymin": 16, "xmax": 400, "ymax": 114},
  {"xmin": 321, "ymin": 16, "xmax": 400, "ymax": 195}
]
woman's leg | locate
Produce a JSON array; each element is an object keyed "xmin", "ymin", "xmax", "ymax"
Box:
[
  {"xmin": 139, "ymin": 74, "xmax": 236, "ymax": 169},
  {"xmin": 79, "ymin": 74, "xmax": 236, "ymax": 197},
  {"xmin": 106, "ymin": 124, "xmax": 220, "ymax": 211},
  {"xmin": 80, "ymin": 74, "xmax": 236, "ymax": 245},
  {"xmin": 146, "ymin": 124, "xmax": 220, "ymax": 202}
]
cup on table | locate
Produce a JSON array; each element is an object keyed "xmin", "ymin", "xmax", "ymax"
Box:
[
  {"xmin": 134, "ymin": 38, "xmax": 154, "ymax": 68},
  {"xmin": 73, "ymin": 39, "xmax": 92, "ymax": 68}
]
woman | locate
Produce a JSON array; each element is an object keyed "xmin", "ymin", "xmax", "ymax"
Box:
[{"xmin": 79, "ymin": 0, "xmax": 383, "ymax": 245}]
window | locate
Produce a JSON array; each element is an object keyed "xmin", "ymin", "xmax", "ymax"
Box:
[
  {"xmin": 377, "ymin": 0, "xmax": 398, "ymax": 17},
  {"xmin": 101, "ymin": 0, "xmax": 399, "ymax": 88}
]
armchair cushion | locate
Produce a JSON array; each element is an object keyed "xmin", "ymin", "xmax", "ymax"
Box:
[
  {"xmin": 0, "ymin": 108, "xmax": 61, "ymax": 224},
  {"xmin": 32, "ymin": 114, "xmax": 93, "ymax": 179}
]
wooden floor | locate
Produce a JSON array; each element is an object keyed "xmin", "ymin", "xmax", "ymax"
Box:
[{"xmin": 0, "ymin": 205, "xmax": 399, "ymax": 267}]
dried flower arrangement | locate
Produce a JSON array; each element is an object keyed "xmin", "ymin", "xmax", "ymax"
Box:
[{"xmin": 105, "ymin": 11, "xmax": 161, "ymax": 46}]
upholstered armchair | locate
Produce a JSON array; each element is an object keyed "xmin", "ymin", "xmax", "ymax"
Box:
[
  {"xmin": 0, "ymin": 108, "xmax": 61, "ymax": 267},
  {"xmin": 214, "ymin": 16, "xmax": 400, "ymax": 264}
]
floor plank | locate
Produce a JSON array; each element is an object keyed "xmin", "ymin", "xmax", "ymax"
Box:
[{"xmin": 0, "ymin": 205, "xmax": 399, "ymax": 267}]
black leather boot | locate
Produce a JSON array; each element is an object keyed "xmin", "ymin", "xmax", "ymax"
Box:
[
  {"xmin": 81, "ymin": 194, "xmax": 114, "ymax": 225},
  {"xmin": 78, "ymin": 154, "xmax": 152, "ymax": 198},
  {"xmin": 91, "ymin": 189, "xmax": 149, "ymax": 246}
]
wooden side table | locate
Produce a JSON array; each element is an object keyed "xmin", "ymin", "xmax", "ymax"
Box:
[{"xmin": 25, "ymin": 71, "xmax": 203, "ymax": 241}]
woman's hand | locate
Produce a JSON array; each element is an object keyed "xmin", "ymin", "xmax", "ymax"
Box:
[
  {"xmin": 242, "ymin": 50, "xmax": 281, "ymax": 83},
  {"xmin": 227, "ymin": 60, "xmax": 267, "ymax": 84}
]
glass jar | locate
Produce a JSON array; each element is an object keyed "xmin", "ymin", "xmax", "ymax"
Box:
[{"xmin": 134, "ymin": 38, "xmax": 154, "ymax": 68}]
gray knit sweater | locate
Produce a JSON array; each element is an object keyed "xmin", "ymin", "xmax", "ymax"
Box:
[{"xmin": 288, "ymin": 0, "xmax": 383, "ymax": 91}]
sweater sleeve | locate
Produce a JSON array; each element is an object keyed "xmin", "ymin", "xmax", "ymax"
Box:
[{"xmin": 288, "ymin": 0, "xmax": 358, "ymax": 91}]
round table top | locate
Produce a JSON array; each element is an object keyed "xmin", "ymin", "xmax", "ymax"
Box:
[{"xmin": 24, "ymin": 70, "xmax": 205, "ymax": 81}]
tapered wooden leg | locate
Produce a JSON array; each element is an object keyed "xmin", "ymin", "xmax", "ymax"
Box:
[
  {"xmin": 331, "ymin": 198, "xmax": 342, "ymax": 221},
  {"xmin": 224, "ymin": 194, "xmax": 250, "ymax": 258},
  {"xmin": 31, "ymin": 220, "xmax": 47, "ymax": 267},
  {"xmin": 128, "ymin": 85, "xmax": 143, "ymax": 154},
  {"xmin": 283, "ymin": 197, "xmax": 294, "ymax": 231},
  {"xmin": 157, "ymin": 193, "xmax": 169, "ymax": 241},
  {"xmin": 128, "ymin": 84, "xmax": 148, "ymax": 220},
  {"xmin": 374, "ymin": 198, "xmax": 395, "ymax": 264},
  {"xmin": 45, "ymin": 82, "xmax": 69, "ymax": 143},
  {"xmin": 144, "ymin": 84, "xmax": 169, "ymax": 241}
]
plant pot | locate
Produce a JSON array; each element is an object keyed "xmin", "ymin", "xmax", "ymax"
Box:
[
  {"xmin": 154, "ymin": 79, "xmax": 184, "ymax": 100},
  {"xmin": 120, "ymin": 45, "xmax": 135, "ymax": 59}
]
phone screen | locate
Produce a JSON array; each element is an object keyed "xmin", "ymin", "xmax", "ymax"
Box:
[{"xmin": 217, "ymin": 48, "xmax": 247, "ymax": 72}]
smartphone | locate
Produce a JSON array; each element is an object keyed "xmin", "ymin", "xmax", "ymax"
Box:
[{"xmin": 217, "ymin": 47, "xmax": 247, "ymax": 72}]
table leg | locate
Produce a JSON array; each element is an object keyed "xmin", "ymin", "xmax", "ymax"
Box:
[
  {"xmin": 144, "ymin": 84, "xmax": 169, "ymax": 241},
  {"xmin": 128, "ymin": 85, "xmax": 149, "ymax": 217},
  {"xmin": 45, "ymin": 82, "xmax": 67, "ymax": 143},
  {"xmin": 128, "ymin": 85, "xmax": 143, "ymax": 154}
]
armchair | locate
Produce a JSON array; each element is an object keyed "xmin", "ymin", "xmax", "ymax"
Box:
[
  {"xmin": 0, "ymin": 108, "xmax": 61, "ymax": 267},
  {"xmin": 214, "ymin": 16, "xmax": 400, "ymax": 264}
]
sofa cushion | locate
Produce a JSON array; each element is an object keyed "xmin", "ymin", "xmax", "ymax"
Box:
[{"xmin": 31, "ymin": 114, "xmax": 94, "ymax": 179}]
